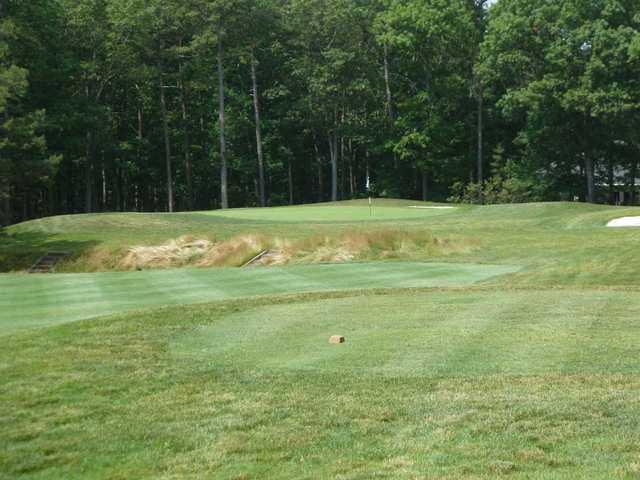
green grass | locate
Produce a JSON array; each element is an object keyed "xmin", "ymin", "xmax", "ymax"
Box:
[
  {"xmin": 200, "ymin": 201, "xmax": 457, "ymax": 222},
  {"xmin": 2, "ymin": 200, "xmax": 640, "ymax": 287},
  {"xmin": 3, "ymin": 289, "xmax": 640, "ymax": 478},
  {"xmin": 3, "ymin": 199, "xmax": 640, "ymax": 478},
  {"xmin": 0, "ymin": 262, "xmax": 517, "ymax": 335}
]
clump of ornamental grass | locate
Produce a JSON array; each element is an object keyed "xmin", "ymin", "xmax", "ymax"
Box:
[
  {"xmin": 196, "ymin": 234, "xmax": 286, "ymax": 267},
  {"xmin": 256, "ymin": 229, "xmax": 475, "ymax": 265},
  {"xmin": 119, "ymin": 235, "xmax": 214, "ymax": 270},
  {"xmin": 110, "ymin": 229, "xmax": 475, "ymax": 270}
]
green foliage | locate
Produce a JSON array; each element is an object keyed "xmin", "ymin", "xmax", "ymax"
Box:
[
  {"xmin": 3, "ymin": 0, "xmax": 640, "ymax": 224},
  {"xmin": 0, "ymin": 18, "xmax": 28, "ymax": 114},
  {"xmin": 377, "ymin": 0, "xmax": 478, "ymax": 187},
  {"xmin": 0, "ymin": 4, "xmax": 62, "ymax": 225},
  {"xmin": 451, "ymin": 172, "xmax": 536, "ymax": 206},
  {"xmin": 449, "ymin": 145, "xmax": 546, "ymax": 204},
  {"xmin": 479, "ymin": 0, "xmax": 640, "ymax": 203}
]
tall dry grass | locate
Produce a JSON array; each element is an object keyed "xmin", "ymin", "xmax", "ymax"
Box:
[
  {"xmin": 196, "ymin": 234, "xmax": 288, "ymax": 267},
  {"xmin": 119, "ymin": 235, "xmax": 214, "ymax": 270},
  {"xmin": 275, "ymin": 229, "xmax": 475, "ymax": 265},
  {"xmin": 80, "ymin": 229, "xmax": 475, "ymax": 271}
]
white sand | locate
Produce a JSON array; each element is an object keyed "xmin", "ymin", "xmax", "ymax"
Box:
[
  {"xmin": 408, "ymin": 206, "xmax": 456, "ymax": 209},
  {"xmin": 607, "ymin": 217, "xmax": 640, "ymax": 228}
]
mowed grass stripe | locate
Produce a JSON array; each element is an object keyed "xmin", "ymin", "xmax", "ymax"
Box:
[
  {"xmin": 0, "ymin": 262, "xmax": 518, "ymax": 334},
  {"xmin": 173, "ymin": 289, "xmax": 640, "ymax": 377}
]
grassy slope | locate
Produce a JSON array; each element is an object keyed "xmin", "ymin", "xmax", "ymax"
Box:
[
  {"xmin": 3, "ymin": 200, "xmax": 640, "ymax": 478},
  {"xmin": 2, "ymin": 199, "xmax": 640, "ymax": 286},
  {"xmin": 0, "ymin": 200, "xmax": 454, "ymax": 271}
]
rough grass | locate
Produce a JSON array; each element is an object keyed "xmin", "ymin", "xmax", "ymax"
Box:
[
  {"xmin": 119, "ymin": 235, "xmax": 215, "ymax": 269},
  {"xmin": 2, "ymin": 289, "xmax": 640, "ymax": 479},
  {"xmin": 262, "ymin": 228, "xmax": 472, "ymax": 265},
  {"xmin": 113, "ymin": 229, "xmax": 473, "ymax": 270}
]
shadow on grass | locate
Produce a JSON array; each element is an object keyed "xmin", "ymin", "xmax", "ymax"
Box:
[{"xmin": 0, "ymin": 228, "xmax": 99, "ymax": 272}]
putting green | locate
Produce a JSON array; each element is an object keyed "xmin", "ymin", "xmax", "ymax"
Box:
[
  {"xmin": 200, "ymin": 204, "xmax": 457, "ymax": 223},
  {"xmin": 0, "ymin": 261, "xmax": 517, "ymax": 335}
]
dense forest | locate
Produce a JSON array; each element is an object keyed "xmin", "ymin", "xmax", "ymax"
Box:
[{"xmin": 1, "ymin": 0, "xmax": 640, "ymax": 225}]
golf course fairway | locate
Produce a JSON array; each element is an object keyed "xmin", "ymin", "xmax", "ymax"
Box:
[
  {"xmin": 3, "ymin": 200, "xmax": 640, "ymax": 478},
  {"xmin": 0, "ymin": 262, "xmax": 517, "ymax": 334}
]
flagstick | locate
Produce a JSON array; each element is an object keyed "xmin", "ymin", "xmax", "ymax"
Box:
[{"xmin": 366, "ymin": 172, "xmax": 372, "ymax": 217}]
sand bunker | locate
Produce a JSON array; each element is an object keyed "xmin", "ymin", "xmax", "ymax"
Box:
[
  {"xmin": 408, "ymin": 206, "xmax": 456, "ymax": 209},
  {"xmin": 607, "ymin": 217, "xmax": 640, "ymax": 228}
]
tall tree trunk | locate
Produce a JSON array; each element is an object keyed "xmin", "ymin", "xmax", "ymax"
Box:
[
  {"xmin": 314, "ymin": 134, "xmax": 323, "ymax": 202},
  {"xmin": 218, "ymin": 42, "xmax": 228, "ymax": 209},
  {"xmin": 159, "ymin": 67, "xmax": 174, "ymax": 213},
  {"xmin": 349, "ymin": 138, "xmax": 355, "ymax": 197},
  {"xmin": 22, "ymin": 189, "xmax": 28, "ymax": 220},
  {"xmin": 0, "ymin": 97, "xmax": 6, "ymax": 224},
  {"xmin": 585, "ymin": 155, "xmax": 595, "ymax": 203},
  {"xmin": 49, "ymin": 185, "xmax": 56, "ymax": 217},
  {"xmin": 84, "ymin": 79, "xmax": 94, "ymax": 213},
  {"xmin": 630, "ymin": 154, "xmax": 638, "ymax": 205},
  {"xmin": 288, "ymin": 160, "xmax": 294, "ymax": 205},
  {"xmin": 178, "ymin": 57, "xmax": 193, "ymax": 210},
  {"xmin": 607, "ymin": 159, "xmax": 615, "ymax": 205},
  {"xmin": 477, "ymin": 90, "xmax": 484, "ymax": 201},
  {"xmin": 101, "ymin": 162, "xmax": 107, "ymax": 211},
  {"xmin": 1, "ymin": 183, "xmax": 10, "ymax": 226},
  {"xmin": 340, "ymin": 111, "xmax": 346, "ymax": 199},
  {"xmin": 383, "ymin": 42, "xmax": 394, "ymax": 121},
  {"xmin": 114, "ymin": 167, "xmax": 122, "ymax": 212},
  {"xmin": 137, "ymin": 104, "xmax": 143, "ymax": 151},
  {"xmin": 135, "ymin": 103, "xmax": 143, "ymax": 212},
  {"xmin": 251, "ymin": 60, "xmax": 266, "ymax": 207},
  {"xmin": 328, "ymin": 131, "xmax": 338, "ymax": 202},
  {"xmin": 0, "ymin": 106, "xmax": 9, "ymax": 225},
  {"xmin": 582, "ymin": 116, "xmax": 595, "ymax": 204},
  {"xmin": 422, "ymin": 170, "xmax": 428, "ymax": 202},
  {"xmin": 84, "ymin": 130, "xmax": 94, "ymax": 213},
  {"xmin": 153, "ymin": 186, "xmax": 158, "ymax": 211}
]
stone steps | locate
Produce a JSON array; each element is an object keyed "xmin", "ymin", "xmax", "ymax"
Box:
[{"xmin": 29, "ymin": 251, "xmax": 70, "ymax": 274}]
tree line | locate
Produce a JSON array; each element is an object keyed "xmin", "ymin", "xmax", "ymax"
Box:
[{"xmin": 1, "ymin": 0, "xmax": 640, "ymax": 225}]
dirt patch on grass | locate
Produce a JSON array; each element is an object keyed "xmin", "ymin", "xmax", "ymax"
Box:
[{"xmin": 110, "ymin": 229, "xmax": 476, "ymax": 271}]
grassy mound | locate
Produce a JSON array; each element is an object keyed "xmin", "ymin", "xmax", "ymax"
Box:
[{"xmin": 2, "ymin": 200, "xmax": 640, "ymax": 278}]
